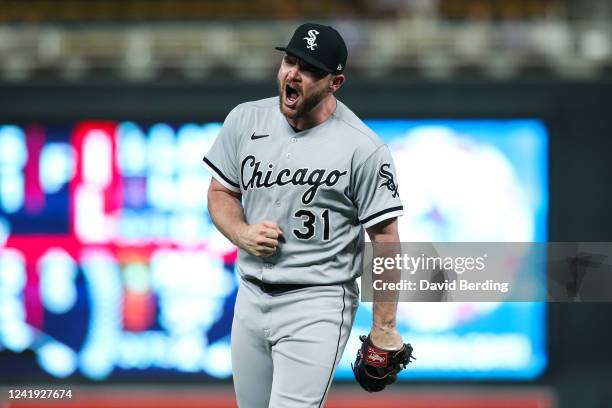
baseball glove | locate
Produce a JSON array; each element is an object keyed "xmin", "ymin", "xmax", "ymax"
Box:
[{"xmin": 352, "ymin": 334, "xmax": 415, "ymax": 392}]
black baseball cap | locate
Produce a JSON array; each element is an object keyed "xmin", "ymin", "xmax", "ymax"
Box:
[{"xmin": 275, "ymin": 23, "xmax": 348, "ymax": 74}]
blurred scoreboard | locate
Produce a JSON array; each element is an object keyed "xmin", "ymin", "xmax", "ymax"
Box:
[{"xmin": 0, "ymin": 119, "xmax": 548, "ymax": 381}]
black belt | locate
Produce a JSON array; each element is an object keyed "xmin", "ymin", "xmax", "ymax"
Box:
[{"xmin": 244, "ymin": 277, "xmax": 313, "ymax": 293}]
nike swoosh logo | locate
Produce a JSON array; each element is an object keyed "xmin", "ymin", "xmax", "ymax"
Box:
[{"xmin": 251, "ymin": 132, "xmax": 270, "ymax": 140}]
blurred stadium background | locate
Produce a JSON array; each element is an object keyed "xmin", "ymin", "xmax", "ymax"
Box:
[{"xmin": 1, "ymin": 0, "xmax": 612, "ymax": 407}]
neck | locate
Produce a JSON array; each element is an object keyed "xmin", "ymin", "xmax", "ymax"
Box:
[{"xmin": 287, "ymin": 94, "xmax": 337, "ymax": 130}]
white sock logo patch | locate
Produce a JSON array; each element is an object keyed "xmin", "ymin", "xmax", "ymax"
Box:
[{"xmin": 303, "ymin": 29, "xmax": 320, "ymax": 50}]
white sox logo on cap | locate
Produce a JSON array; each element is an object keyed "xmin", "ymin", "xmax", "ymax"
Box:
[
  {"xmin": 303, "ymin": 29, "xmax": 319, "ymax": 50},
  {"xmin": 276, "ymin": 23, "xmax": 348, "ymax": 73}
]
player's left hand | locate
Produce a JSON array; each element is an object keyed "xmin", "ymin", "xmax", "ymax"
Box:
[{"xmin": 352, "ymin": 333, "xmax": 415, "ymax": 392}]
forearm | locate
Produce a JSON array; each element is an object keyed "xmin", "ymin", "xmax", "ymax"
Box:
[
  {"xmin": 208, "ymin": 189, "xmax": 247, "ymax": 246},
  {"xmin": 372, "ymin": 241, "xmax": 400, "ymax": 332},
  {"xmin": 367, "ymin": 218, "xmax": 403, "ymax": 349},
  {"xmin": 373, "ymin": 298, "xmax": 398, "ymax": 331}
]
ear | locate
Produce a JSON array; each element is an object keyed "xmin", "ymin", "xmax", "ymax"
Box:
[{"xmin": 329, "ymin": 74, "xmax": 345, "ymax": 93}]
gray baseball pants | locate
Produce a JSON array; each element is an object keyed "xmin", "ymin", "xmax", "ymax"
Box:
[{"xmin": 231, "ymin": 277, "xmax": 359, "ymax": 408}]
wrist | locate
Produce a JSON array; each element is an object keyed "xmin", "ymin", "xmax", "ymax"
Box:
[
  {"xmin": 369, "ymin": 326, "xmax": 403, "ymax": 350},
  {"xmin": 231, "ymin": 222, "xmax": 249, "ymax": 247},
  {"xmin": 372, "ymin": 315, "xmax": 397, "ymax": 330},
  {"xmin": 371, "ymin": 322, "xmax": 397, "ymax": 334}
]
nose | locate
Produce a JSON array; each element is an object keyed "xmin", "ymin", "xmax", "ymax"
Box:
[{"xmin": 286, "ymin": 64, "xmax": 300, "ymax": 81}]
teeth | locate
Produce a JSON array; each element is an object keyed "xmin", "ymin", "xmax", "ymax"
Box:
[
  {"xmin": 286, "ymin": 86, "xmax": 298, "ymax": 103},
  {"xmin": 284, "ymin": 83, "xmax": 299, "ymax": 106}
]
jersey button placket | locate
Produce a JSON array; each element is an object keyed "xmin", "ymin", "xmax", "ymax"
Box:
[{"xmin": 284, "ymin": 136, "xmax": 295, "ymax": 160}]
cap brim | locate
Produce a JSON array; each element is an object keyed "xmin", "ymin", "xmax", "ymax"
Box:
[{"xmin": 275, "ymin": 46, "xmax": 334, "ymax": 73}]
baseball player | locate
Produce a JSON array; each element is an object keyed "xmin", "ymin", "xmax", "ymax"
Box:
[{"xmin": 204, "ymin": 23, "xmax": 413, "ymax": 407}]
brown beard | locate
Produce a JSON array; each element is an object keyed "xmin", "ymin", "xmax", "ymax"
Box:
[{"xmin": 278, "ymin": 79, "xmax": 329, "ymax": 120}]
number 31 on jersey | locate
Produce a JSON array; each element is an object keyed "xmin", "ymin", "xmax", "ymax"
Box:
[{"xmin": 292, "ymin": 209, "xmax": 330, "ymax": 241}]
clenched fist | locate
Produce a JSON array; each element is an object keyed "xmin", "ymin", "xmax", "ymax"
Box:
[{"xmin": 236, "ymin": 220, "xmax": 283, "ymax": 257}]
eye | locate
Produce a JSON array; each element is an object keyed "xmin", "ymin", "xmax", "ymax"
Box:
[
  {"xmin": 284, "ymin": 55, "xmax": 297, "ymax": 65},
  {"xmin": 304, "ymin": 65, "xmax": 327, "ymax": 78},
  {"xmin": 298, "ymin": 61, "xmax": 322, "ymax": 75}
]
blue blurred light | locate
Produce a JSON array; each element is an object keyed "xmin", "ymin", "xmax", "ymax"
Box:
[
  {"xmin": 117, "ymin": 122, "xmax": 147, "ymax": 177},
  {"xmin": 148, "ymin": 123, "xmax": 176, "ymax": 176},
  {"xmin": 39, "ymin": 143, "xmax": 75, "ymax": 194},
  {"xmin": 79, "ymin": 252, "xmax": 122, "ymax": 380},
  {"xmin": 39, "ymin": 249, "xmax": 78, "ymax": 314},
  {"xmin": 37, "ymin": 341, "xmax": 77, "ymax": 378},
  {"xmin": 0, "ymin": 125, "xmax": 27, "ymax": 168},
  {"xmin": 0, "ymin": 169, "xmax": 24, "ymax": 213}
]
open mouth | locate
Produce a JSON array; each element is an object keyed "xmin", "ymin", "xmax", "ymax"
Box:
[{"xmin": 285, "ymin": 84, "xmax": 300, "ymax": 106}]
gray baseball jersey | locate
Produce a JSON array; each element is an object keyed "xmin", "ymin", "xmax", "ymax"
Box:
[{"xmin": 203, "ymin": 96, "xmax": 403, "ymax": 285}]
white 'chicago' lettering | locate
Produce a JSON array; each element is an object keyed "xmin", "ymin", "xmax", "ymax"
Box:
[{"xmin": 240, "ymin": 155, "xmax": 347, "ymax": 205}]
